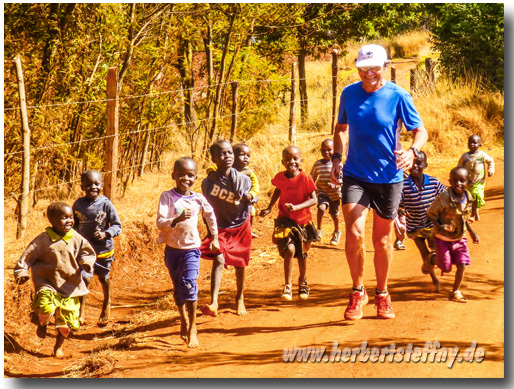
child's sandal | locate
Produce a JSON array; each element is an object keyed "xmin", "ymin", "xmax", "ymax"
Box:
[{"xmin": 449, "ymin": 290, "xmax": 468, "ymax": 303}]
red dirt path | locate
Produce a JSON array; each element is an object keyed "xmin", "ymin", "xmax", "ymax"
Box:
[{"xmin": 4, "ymin": 161, "xmax": 504, "ymax": 378}]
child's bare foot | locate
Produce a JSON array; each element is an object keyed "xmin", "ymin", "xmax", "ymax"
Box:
[
  {"xmin": 236, "ymin": 298, "xmax": 247, "ymax": 316},
  {"xmin": 188, "ymin": 331, "xmax": 199, "ymax": 348},
  {"xmin": 98, "ymin": 304, "xmax": 110, "ymax": 327},
  {"xmin": 180, "ymin": 319, "xmax": 189, "ymax": 343},
  {"xmin": 54, "ymin": 347, "xmax": 64, "ymax": 359},
  {"xmin": 36, "ymin": 324, "xmax": 47, "ymax": 339},
  {"xmin": 200, "ymin": 304, "xmax": 217, "ymax": 317}
]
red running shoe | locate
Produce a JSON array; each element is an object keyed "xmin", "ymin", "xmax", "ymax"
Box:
[
  {"xmin": 344, "ymin": 288, "xmax": 369, "ymax": 320},
  {"xmin": 375, "ymin": 293, "xmax": 395, "ymax": 319}
]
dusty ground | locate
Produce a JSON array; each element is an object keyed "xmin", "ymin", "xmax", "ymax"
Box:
[{"xmin": 4, "ymin": 160, "xmax": 504, "ymax": 378}]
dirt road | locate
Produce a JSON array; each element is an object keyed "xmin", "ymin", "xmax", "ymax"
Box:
[{"xmin": 4, "ymin": 160, "xmax": 504, "ymax": 378}]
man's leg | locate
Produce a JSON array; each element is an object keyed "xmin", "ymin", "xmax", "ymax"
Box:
[
  {"xmin": 372, "ymin": 212, "xmax": 395, "ymax": 291},
  {"xmin": 342, "ymin": 203, "xmax": 370, "ymax": 320},
  {"xmin": 372, "ymin": 212, "xmax": 396, "ymax": 319},
  {"xmin": 343, "ymin": 203, "xmax": 369, "ymax": 287}
]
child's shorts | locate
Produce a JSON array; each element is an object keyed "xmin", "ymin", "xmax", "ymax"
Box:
[
  {"xmin": 468, "ymin": 182, "xmax": 486, "ymax": 209},
  {"xmin": 317, "ymin": 193, "xmax": 341, "ymax": 216},
  {"xmin": 407, "ymin": 227, "xmax": 435, "ymax": 249},
  {"xmin": 201, "ymin": 218, "xmax": 252, "ymax": 268},
  {"xmin": 434, "ymin": 236, "xmax": 471, "ymax": 273},
  {"xmin": 33, "ymin": 289, "xmax": 81, "ymax": 331},
  {"xmin": 164, "ymin": 247, "xmax": 201, "ymax": 306},
  {"xmin": 273, "ymin": 218, "xmax": 318, "ymax": 260},
  {"xmin": 81, "ymin": 254, "xmax": 114, "ymax": 280}
]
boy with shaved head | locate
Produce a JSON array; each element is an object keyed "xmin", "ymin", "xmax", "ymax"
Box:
[{"xmin": 260, "ymin": 146, "xmax": 318, "ymax": 301}]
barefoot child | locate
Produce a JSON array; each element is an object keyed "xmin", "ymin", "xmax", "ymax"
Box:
[
  {"xmin": 14, "ymin": 202, "xmax": 96, "ymax": 358},
  {"xmin": 233, "ymin": 143, "xmax": 260, "ymax": 238},
  {"xmin": 156, "ymin": 157, "xmax": 219, "ymax": 347},
  {"xmin": 399, "ymin": 151, "xmax": 446, "ymax": 291},
  {"xmin": 73, "ymin": 169, "xmax": 122, "ymax": 326},
  {"xmin": 427, "ymin": 166, "xmax": 480, "ymax": 302},
  {"xmin": 200, "ymin": 140, "xmax": 253, "ymax": 317},
  {"xmin": 458, "ymin": 134, "xmax": 495, "ymax": 221},
  {"xmin": 310, "ymin": 139, "xmax": 342, "ymax": 245},
  {"xmin": 260, "ymin": 146, "xmax": 318, "ymax": 301}
]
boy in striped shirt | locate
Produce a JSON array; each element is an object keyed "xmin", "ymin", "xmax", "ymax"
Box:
[
  {"xmin": 310, "ymin": 139, "xmax": 342, "ymax": 245},
  {"xmin": 399, "ymin": 151, "xmax": 446, "ymax": 292}
]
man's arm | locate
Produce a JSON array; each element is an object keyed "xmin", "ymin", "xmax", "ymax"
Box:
[{"xmin": 394, "ymin": 125, "xmax": 428, "ymax": 170}]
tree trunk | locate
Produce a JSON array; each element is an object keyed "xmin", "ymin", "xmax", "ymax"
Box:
[{"xmin": 298, "ymin": 47, "xmax": 308, "ymax": 124}]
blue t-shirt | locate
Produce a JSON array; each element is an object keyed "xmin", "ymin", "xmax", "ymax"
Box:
[{"xmin": 338, "ymin": 81, "xmax": 423, "ymax": 184}]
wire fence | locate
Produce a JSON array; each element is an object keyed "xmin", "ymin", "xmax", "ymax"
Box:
[{"xmin": 4, "ymin": 63, "xmax": 339, "ymax": 206}]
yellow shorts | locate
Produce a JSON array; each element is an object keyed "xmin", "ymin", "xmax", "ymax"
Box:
[{"xmin": 33, "ymin": 290, "xmax": 81, "ymax": 330}]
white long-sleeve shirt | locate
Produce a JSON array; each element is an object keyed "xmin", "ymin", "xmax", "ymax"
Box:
[{"xmin": 156, "ymin": 189, "xmax": 218, "ymax": 249}]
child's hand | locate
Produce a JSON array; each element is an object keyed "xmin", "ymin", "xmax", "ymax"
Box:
[
  {"xmin": 285, "ymin": 203, "xmax": 297, "ymax": 212},
  {"xmin": 259, "ymin": 208, "xmax": 271, "ymax": 218},
  {"xmin": 243, "ymin": 193, "xmax": 253, "ymax": 202},
  {"xmin": 210, "ymin": 236, "xmax": 221, "ymax": 253},
  {"xmin": 172, "ymin": 209, "xmax": 192, "ymax": 226},
  {"xmin": 16, "ymin": 276, "xmax": 29, "ymax": 285},
  {"xmin": 208, "ymin": 171, "xmax": 218, "ymax": 182},
  {"xmin": 488, "ymin": 172, "xmax": 494, "ymax": 177},
  {"xmin": 94, "ymin": 230, "xmax": 107, "ymax": 241},
  {"xmin": 82, "ymin": 263, "xmax": 93, "ymax": 273},
  {"xmin": 442, "ymin": 224, "xmax": 455, "ymax": 232},
  {"xmin": 471, "ymin": 231, "xmax": 480, "ymax": 244}
]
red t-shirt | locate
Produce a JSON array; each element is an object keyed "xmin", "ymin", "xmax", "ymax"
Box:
[{"xmin": 271, "ymin": 170, "xmax": 317, "ymax": 225}]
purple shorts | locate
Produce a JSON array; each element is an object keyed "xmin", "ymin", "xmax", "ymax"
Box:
[
  {"xmin": 164, "ymin": 247, "xmax": 201, "ymax": 306},
  {"xmin": 434, "ymin": 236, "xmax": 471, "ymax": 273}
]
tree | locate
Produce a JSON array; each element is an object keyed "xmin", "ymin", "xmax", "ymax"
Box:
[{"xmin": 428, "ymin": 3, "xmax": 504, "ymax": 90}]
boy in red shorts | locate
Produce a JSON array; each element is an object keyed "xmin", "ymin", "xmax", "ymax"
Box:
[
  {"xmin": 200, "ymin": 140, "xmax": 253, "ymax": 317},
  {"xmin": 260, "ymin": 146, "xmax": 318, "ymax": 301}
]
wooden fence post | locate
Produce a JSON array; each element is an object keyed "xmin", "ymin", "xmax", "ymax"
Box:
[
  {"xmin": 230, "ymin": 81, "xmax": 239, "ymax": 143},
  {"xmin": 391, "ymin": 66, "xmax": 397, "ymax": 84},
  {"xmin": 105, "ymin": 67, "xmax": 119, "ymax": 200},
  {"xmin": 13, "ymin": 56, "xmax": 30, "ymax": 240},
  {"xmin": 425, "ymin": 58, "xmax": 435, "ymax": 83},
  {"xmin": 289, "ymin": 62, "xmax": 297, "ymax": 145},
  {"xmin": 410, "ymin": 69, "xmax": 417, "ymax": 93},
  {"xmin": 331, "ymin": 49, "xmax": 339, "ymax": 135}
]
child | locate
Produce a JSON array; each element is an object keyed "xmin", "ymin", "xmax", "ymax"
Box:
[
  {"xmin": 310, "ymin": 139, "xmax": 342, "ymax": 245},
  {"xmin": 260, "ymin": 146, "xmax": 318, "ymax": 301},
  {"xmin": 200, "ymin": 140, "xmax": 253, "ymax": 317},
  {"xmin": 14, "ymin": 202, "xmax": 96, "ymax": 358},
  {"xmin": 427, "ymin": 166, "xmax": 480, "ymax": 302},
  {"xmin": 73, "ymin": 169, "xmax": 122, "ymax": 326},
  {"xmin": 399, "ymin": 151, "xmax": 446, "ymax": 291},
  {"xmin": 458, "ymin": 134, "xmax": 495, "ymax": 221},
  {"xmin": 208, "ymin": 143, "xmax": 259, "ymax": 236},
  {"xmin": 156, "ymin": 157, "xmax": 219, "ymax": 348},
  {"xmin": 233, "ymin": 143, "xmax": 260, "ymax": 238}
]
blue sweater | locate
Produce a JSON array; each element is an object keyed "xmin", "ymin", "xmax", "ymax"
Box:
[{"xmin": 73, "ymin": 195, "xmax": 122, "ymax": 255}]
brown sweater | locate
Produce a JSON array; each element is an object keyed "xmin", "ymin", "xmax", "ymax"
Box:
[{"xmin": 14, "ymin": 228, "xmax": 96, "ymax": 298}]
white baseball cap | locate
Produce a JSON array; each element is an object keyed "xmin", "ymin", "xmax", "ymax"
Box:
[{"xmin": 355, "ymin": 44, "xmax": 388, "ymax": 67}]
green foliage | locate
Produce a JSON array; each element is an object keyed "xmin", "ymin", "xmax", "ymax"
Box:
[{"xmin": 429, "ymin": 3, "xmax": 504, "ymax": 91}]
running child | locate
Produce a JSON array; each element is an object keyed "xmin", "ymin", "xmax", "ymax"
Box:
[
  {"xmin": 458, "ymin": 134, "xmax": 495, "ymax": 221},
  {"xmin": 14, "ymin": 202, "xmax": 96, "ymax": 358},
  {"xmin": 73, "ymin": 169, "xmax": 122, "ymax": 326},
  {"xmin": 200, "ymin": 140, "xmax": 253, "ymax": 317},
  {"xmin": 310, "ymin": 139, "xmax": 342, "ymax": 245},
  {"xmin": 260, "ymin": 146, "xmax": 318, "ymax": 301},
  {"xmin": 427, "ymin": 166, "xmax": 480, "ymax": 302},
  {"xmin": 233, "ymin": 143, "xmax": 260, "ymax": 238},
  {"xmin": 399, "ymin": 151, "xmax": 446, "ymax": 291},
  {"xmin": 156, "ymin": 157, "xmax": 219, "ymax": 348}
]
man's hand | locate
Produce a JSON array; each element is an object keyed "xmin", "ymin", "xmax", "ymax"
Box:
[
  {"xmin": 394, "ymin": 148, "xmax": 415, "ymax": 170},
  {"xmin": 330, "ymin": 159, "xmax": 342, "ymax": 186}
]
